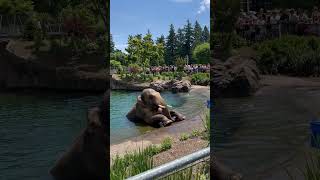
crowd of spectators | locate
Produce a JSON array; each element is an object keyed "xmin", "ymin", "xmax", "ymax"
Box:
[
  {"xmin": 125, "ymin": 64, "xmax": 210, "ymax": 75},
  {"xmin": 236, "ymin": 6, "xmax": 320, "ymax": 41}
]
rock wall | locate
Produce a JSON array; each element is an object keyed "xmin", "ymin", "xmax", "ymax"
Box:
[{"xmin": 0, "ymin": 40, "xmax": 107, "ymax": 92}]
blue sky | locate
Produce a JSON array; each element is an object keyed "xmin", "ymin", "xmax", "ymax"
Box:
[{"xmin": 111, "ymin": 0, "xmax": 210, "ymax": 52}]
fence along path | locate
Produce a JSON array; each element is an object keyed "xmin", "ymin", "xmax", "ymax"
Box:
[{"xmin": 0, "ymin": 15, "xmax": 64, "ymax": 38}]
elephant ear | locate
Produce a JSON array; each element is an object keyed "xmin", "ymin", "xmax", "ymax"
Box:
[{"xmin": 137, "ymin": 95, "xmax": 147, "ymax": 107}]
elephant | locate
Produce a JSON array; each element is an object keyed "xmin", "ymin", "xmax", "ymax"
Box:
[
  {"xmin": 126, "ymin": 88, "xmax": 185, "ymax": 127},
  {"xmin": 50, "ymin": 91, "xmax": 108, "ymax": 180}
]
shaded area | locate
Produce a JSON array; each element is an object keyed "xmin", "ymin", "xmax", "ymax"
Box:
[
  {"xmin": 0, "ymin": 92, "xmax": 101, "ymax": 180},
  {"xmin": 213, "ymin": 76, "xmax": 320, "ymax": 179}
]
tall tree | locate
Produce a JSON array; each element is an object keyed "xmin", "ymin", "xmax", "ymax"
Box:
[
  {"xmin": 193, "ymin": 21, "xmax": 203, "ymax": 48},
  {"xmin": 176, "ymin": 28, "xmax": 185, "ymax": 59},
  {"xmin": 165, "ymin": 24, "xmax": 177, "ymax": 65},
  {"xmin": 156, "ymin": 35, "xmax": 165, "ymax": 45},
  {"xmin": 183, "ymin": 20, "xmax": 194, "ymax": 64},
  {"xmin": 110, "ymin": 34, "xmax": 115, "ymax": 52},
  {"xmin": 202, "ymin": 26, "xmax": 210, "ymax": 43}
]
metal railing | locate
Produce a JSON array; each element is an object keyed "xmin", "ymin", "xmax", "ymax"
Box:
[{"xmin": 126, "ymin": 147, "xmax": 210, "ymax": 180}]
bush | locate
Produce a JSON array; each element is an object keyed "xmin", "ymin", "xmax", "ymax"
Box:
[
  {"xmin": 179, "ymin": 133, "xmax": 190, "ymax": 141},
  {"xmin": 193, "ymin": 43, "xmax": 210, "ymax": 64},
  {"xmin": 161, "ymin": 137, "xmax": 172, "ymax": 151},
  {"xmin": 191, "ymin": 73, "xmax": 210, "ymax": 85},
  {"xmin": 128, "ymin": 63, "xmax": 142, "ymax": 74},
  {"xmin": 255, "ymin": 35, "xmax": 320, "ymax": 76},
  {"xmin": 110, "ymin": 60, "xmax": 122, "ymax": 73},
  {"xmin": 175, "ymin": 57, "xmax": 187, "ymax": 72}
]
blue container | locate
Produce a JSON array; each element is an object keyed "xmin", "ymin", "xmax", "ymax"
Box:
[
  {"xmin": 310, "ymin": 121, "xmax": 320, "ymax": 148},
  {"xmin": 206, "ymin": 100, "xmax": 211, "ymax": 109}
]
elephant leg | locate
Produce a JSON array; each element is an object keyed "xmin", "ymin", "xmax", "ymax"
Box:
[
  {"xmin": 169, "ymin": 110, "xmax": 185, "ymax": 122},
  {"xmin": 160, "ymin": 107, "xmax": 172, "ymax": 120},
  {"xmin": 146, "ymin": 114, "xmax": 173, "ymax": 127}
]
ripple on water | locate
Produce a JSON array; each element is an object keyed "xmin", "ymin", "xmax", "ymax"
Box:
[{"xmin": 213, "ymin": 87, "xmax": 320, "ymax": 178}]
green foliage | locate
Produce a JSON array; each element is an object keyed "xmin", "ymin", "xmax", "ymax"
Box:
[
  {"xmin": 191, "ymin": 129, "xmax": 201, "ymax": 137},
  {"xmin": 126, "ymin": 32, "xmax": 164, "ymax": 69},
  {"xmin": 111, "ymin": 50, "xmax": 127, "ymax": 66},
  {"xmin": 183, "ymin": 20, "xmax": 194, "ymax": 64},
  {"xmin": 175, "ymin": 57, "xmax": 187, "ymax": 72},
  {"xmin": 110, "ymin": 148, "xmax": 154, "ymax": 180},
  {"xmin": 255, "ymin": 35, "xmax": 320, "ymax": 76},
  {"xmin": 193, "ymin": 43, "xmax": 210, "ymax": 64},
  {"xmin": 201, "ymin": 109, "xmax": 210, "ymax": 141},
  {"xmin": 128, "ymin": 63, "xmax": 142, "ymax": 74},
  {"xmin": 202, "ymin": 26, "xmax": 210, "ymax": 43},
  {"xmin": 111, "ymin": 140, "xmax": 209, "ymax": 180},
  {"xmin": 165, "ymin": 24, "xmax": 177, "ymax": 65},
  {"xmin": 191, "ymin": 73, "xmax": 210, "ymax": 86},
  {"xmin": 193, "ymin": 21, "xmax": 203, "ymax": 48},
  {"xmin": 161, "ymin": 137, "xmax": 172, "ymax": 151},
  {"xmin": 211, "ymin": 32, "xmax": 248, "ymax": 60},
  {"xmin": 110, "ymin": 60, "xmax": 122, "ymax": 72},
  {"xmin": 179, "ymin": 133, "xmax": 190, "ymax": 141},
  {"xmin": 0, "ymin": 0, "xmax": 34, "ymax": 15},
  {"xmin": 212, "ymin": 33, "xmax": 248, "ymax": 49}
]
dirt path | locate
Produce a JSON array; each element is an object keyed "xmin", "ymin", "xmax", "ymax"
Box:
[{"xmin": 153, "ymin": 137, "xmax": 208, "ymax": 167}]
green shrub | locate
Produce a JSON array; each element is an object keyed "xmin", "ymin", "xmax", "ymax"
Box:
[
  {"xmin": 191, "ymin": 73, "xmax": 210, "ymax": 85},
  {"xmin": 212, "ymin": 33, "xmax": 248, "ymax": 49},
  {"xmin": 128, "ymin": 63, "xmax": 142, "ymax": 74},
  {"xmin": 175, "ymin": 57, "xmax": 187, "ymax": 72},
  {"xmin": 193, "ymin": 43, "xmax": 210, "ymax": 64},
  {"xmin": 255, "ymin": 35, "xmax": 320, "ymax": 76},
  {"xmin": 179, "ymin": 133, "xmax": 190, "ymax": 141},
  {"xmin": 161, "ymin": 137, "xmax": 172, "ymax": 151},
  {"xmin": 191, "ymin": 129, "xmax": 201, "ymax": 137},
  {"xmin": 110, "ymin": 60, "xmax": 123, "ymax": 73}
]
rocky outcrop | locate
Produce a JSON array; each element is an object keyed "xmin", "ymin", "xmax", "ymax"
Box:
[
  {"xmin": 0, "ymin": 39, "xmax": 107, "ymax": 92},
  {"xmin": 150, "ymin": 80, "xmax": 191, "ymax": 93},
  {"xmin": 111, "ymin": 75, "xmax": 191, "ymax": 93},
  {"xmin": 212, "ymin": 55, "xmax": 261, "ymax": 97},
  {"xmin": 111, "ymin": 75, "xmax": 149, "ymax": 91}
]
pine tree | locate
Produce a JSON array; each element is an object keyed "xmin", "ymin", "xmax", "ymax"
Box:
[
  {"xmin": 156, "ymin": 35, "xmax": 165, "ymax": 45},
  {"xmin": 110, "ymin": 33, "xmax": 115, "ymax": 52},
  {"xmin": 165, "ymin": 24, "xmax": 177, "ymax": 65},
  {"xmin": 183, "ymin": 20, "xmax": 194, "ymax": 64},
  {"xmin": 202, "ymin": 26, "xmax": 210, "ymax": 43},
  {"xmin": 176, "ymin": 28, "xmax": 185, "ymax": 59},
  {"xmin": 193, "ymin": 21, "xmax": 203, "ymax": 48}
]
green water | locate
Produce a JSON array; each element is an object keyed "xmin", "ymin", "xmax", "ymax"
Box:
[
  {"xmin": 111, "ymin": 89, "xmax": 209, "ymax": 144},
  {"xmin": 0, "ymin": 92, "xmax": 102, "ymax": 180}
]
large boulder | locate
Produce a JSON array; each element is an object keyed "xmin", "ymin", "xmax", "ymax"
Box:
[
  {"xmin": 170, "ymin": 80, "xmax": 191, "ymax": 93},
  {"xmin": 150, "ymin": 80, "xmax": 165, "ymax": 92},
  {"xmin": 212, "ymin": 55, "xmax": 261, "ymax": 97},
  {"xmin": 149, "ymin": 80, "xmax": 191, "ymax": 93}
]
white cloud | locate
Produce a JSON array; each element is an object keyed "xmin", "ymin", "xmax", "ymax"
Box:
[
  {"xmin": 197, "ymin": 0, "xmax": 210, "ymax": 14},
  {"xmin": 115, "ymin": 44, "xmax": 128, "ymax": 52},
  {"xmin": 171, "ymin": 0, "xmax": 192, "ymax": 3}
]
